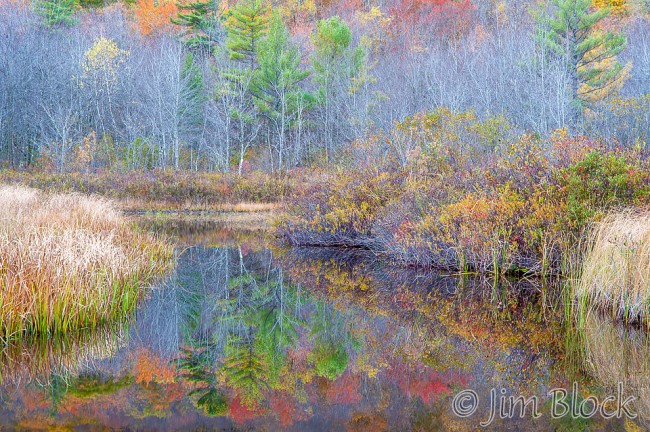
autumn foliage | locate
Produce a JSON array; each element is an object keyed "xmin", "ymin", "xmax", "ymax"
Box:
[
  {"xmin": 0, "ymin": 169, "xmax": 297, "ymax": 210},
  {"xmin": 134, "ymin": 348, "xmax": 177, "ymax": 385},
  {"xmin": 277, "ymin": 109, "xmax": 650, "ymax": 275},
  {"xmin": 132, "ymin": 0, "xmax": 178, "ymax": 36},
  {"xmin": 389, "ymin": 0, "xmax": 475, "ymax": 46}
]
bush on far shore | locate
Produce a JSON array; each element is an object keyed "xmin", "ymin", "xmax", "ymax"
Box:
[{"xmin": 276, "ymin": 109, "xmax": 650, "ymax": 275}]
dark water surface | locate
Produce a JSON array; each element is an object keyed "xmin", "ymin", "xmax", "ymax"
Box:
[{"xmin": 1, "ymin": 218, "xmax": 648, "ymax": 430}]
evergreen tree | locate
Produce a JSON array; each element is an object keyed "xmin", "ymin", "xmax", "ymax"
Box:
[
  {"xmin": 537, "ymin": 0, "xmax": 627, "ymax": 125},
  {"xmin": 311, "ymin": 16, "xmax": 365, "ymax": 162},
  {"xmin": 34, "ymin": 0, "xmax": 78, "ymax": 27},
  {"xmin": 216, "ymin": 0, "xmax": 271, "ymax": 172},
  {"xmin": 78, "ymin": 0, "xmax": 112, "ymax": 6},
  {"xmin": 171, "ymin": 0, "xmax": 222, "ymax": 50},
  {"xmin": 224, "ymin": 0, "xmax": 271, "ymax": 69},
  {"xmin": 251, "ymin": 14, "xmax": 310, "ymax": 169},
  {"xmin": 175, "ymin": 52, "xmax": 205, "ymax": 169}
]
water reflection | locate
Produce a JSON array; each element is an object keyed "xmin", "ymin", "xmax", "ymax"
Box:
[
  {"xmin": 584, "ymin": 312, "xmax": 650, "ymax": 426},
  {"xmin": 0, "ymin": 325, "xmax": 127, "ymax": 385},
  {"xmin": 0, "ymin": 221, "xmax": 645, "ymax": 430}
]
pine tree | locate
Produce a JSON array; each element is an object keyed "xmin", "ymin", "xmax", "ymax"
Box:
[
  {"xmin": 251, "ymin": 14, "xmax": 310, "ymax": 169},
  {"xmin": 224, "ymin": 0, "xmax": 271, "ymax": 69},
  {"xmin": 34, "ymin": 0, "xmax": 79, "ymax": 27},
  {"xmin": 311, "ymin": 16, "xmax": 365, "ymax": 162},
  {"xmin": 537, "ymin": 0, "xmax": 627, "ymax": 125},
  {"xmin": 175, "ymin": 52, "xmax": 205, "ymax": 169},
  {"xmin": 216, "ymin": 0, "xmax": 271, "ymax": 172},
  {"xmin": 171, "ymin": 0, "xmax": 222, "ymax": 49}
]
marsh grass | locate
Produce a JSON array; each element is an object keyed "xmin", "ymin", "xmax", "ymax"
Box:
[
  {"xmin": 0, "ymin": 170, "xmax": 294, "ymax": 211},
  {"xmin": 0, "ymin": 185, "xmax": 173, "ymax": 338},
  {"xmin": 575, "ymin": 211, "xmax": 650, "ymax": 325}
]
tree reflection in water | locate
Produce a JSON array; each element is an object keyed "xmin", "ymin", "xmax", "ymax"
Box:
[{"xmin": 0, "ymin": 223, "xmax": 644, "ymax": 430}]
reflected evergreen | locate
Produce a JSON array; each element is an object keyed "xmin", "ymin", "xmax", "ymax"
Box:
[
  {"xmin": 177, "ymin": 346, "xmax": 229, "ymax": 416},
  {"xmin": 223, "ymin": 331, "xmax": 268, "ymax": 404},
  {"xmin": 0, "ymin": 228, "xmax": 617, "ymax": 430},
  {"xmin": 174, "ymin": 245, "xmax": 313, "ymax": 407},
  {"xmin": 309, "ymin": 303, "xmax": 355, "ymax": 380}
]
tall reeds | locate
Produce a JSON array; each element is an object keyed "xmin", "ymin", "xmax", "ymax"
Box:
[
  {"xmin": 575, "ymin": 211, "xmax": 650, "ymax": 325},
  {"xmin": 0, "ymin": 185, "xmax": 172, "ymax": 338}
]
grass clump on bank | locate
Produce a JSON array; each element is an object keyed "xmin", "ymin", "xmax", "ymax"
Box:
[
  {"xmin": 0, "ymin": 185, "xmax": 173, "ymax": 338},
  {"xmin": 576, "ymin": 212, "xmax": 650, "ymax": 325}
]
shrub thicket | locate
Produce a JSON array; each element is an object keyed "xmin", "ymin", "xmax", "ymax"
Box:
[{"xmin": 277, "ymin": 109, "xmax": 650, "ymax": 275}]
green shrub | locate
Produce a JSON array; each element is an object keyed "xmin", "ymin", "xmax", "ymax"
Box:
[{"xmin": 561, "ymin": 151, "xmax": 650, "ymax": 229}]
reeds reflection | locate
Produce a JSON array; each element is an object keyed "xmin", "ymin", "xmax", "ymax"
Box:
[
  {"xmin": 0, "ymin": 324, "xmax": 127, "ymax": 386},
  {"xmin": 583, "ymin": 311, "xmax": 650, "ymax": 423},
  {"xmin": 0, "ymin": 218, "xmax": 646, "ymax": 430}
]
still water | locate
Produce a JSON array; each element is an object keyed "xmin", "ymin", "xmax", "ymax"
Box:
[{"xmin": 0, "ymin": 218, "xmax": 648, "ymax": 430}]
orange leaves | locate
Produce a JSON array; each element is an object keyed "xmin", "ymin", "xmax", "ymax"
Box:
[
  {"xmin": 427, "ymin": 187, "xmax": 526, "ymax": 270},
  {"xmin": 388, "ymin": 363, "xmax": 468, "ymax": 405},
  {"xmin": 269, "ymin": 391, "xmax": 310, "ymax": 426},
  {"xmin": 134, "ymin": 348, "xmax": 177, "ymax": 386},
  {"xmin": 132, "ymin": 0, "xmax": 178, "ymax": 37},
  {"xmin": 549, "ymin": 128, "xmax": 601, "ymax": 167}
]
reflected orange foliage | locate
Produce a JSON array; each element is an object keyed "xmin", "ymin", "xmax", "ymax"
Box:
[
  {"xmin": 326, "ymin": 373, "xmax": 362, "ymax": 405},
  {"xmin": 19, "ymin": 388, "xmax": 49, "ymax": 412},
  {"xmin": 134, "ymin": 348, "xmax": 177, "ymax": 386},
  {"xmin": 389, "ymin": 364, "xmax": 468, "ymax": 405},
  {"xmin": 229, "ymin": 394, "xmax": 263, "ymax": 424},
  {"xmin": 269, "ymin": 391, "xmax": 310, "ymax": 427}
]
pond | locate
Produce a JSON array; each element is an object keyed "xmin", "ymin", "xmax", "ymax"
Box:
[{"xmin": 0, "ymin": 217, "xmax": 648, "ymax": 431}]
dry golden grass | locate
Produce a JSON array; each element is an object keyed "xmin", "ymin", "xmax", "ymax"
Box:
[
  {"xmin": 118, "ymin": 198, "xmax": 283, "ymax": 212},
  {"xmin": 0, "ymin": 185, "xmax": 172, "ymax": 338},
  {"xmin": 576, "ymin": 211, "xmax": 650, "ymax": 324}
]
